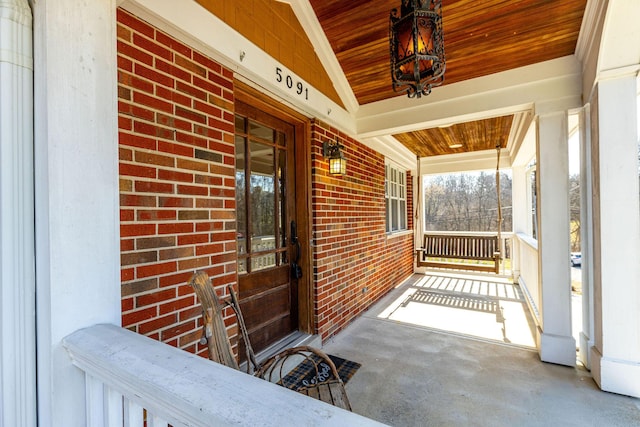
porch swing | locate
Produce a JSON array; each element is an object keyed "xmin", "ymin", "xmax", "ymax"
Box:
[{"xmin": 416, "ymin": 144, "xmax": 503, "ymax": 274}]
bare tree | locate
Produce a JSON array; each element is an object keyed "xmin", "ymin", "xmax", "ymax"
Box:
[
  {"xmin": 569, "ymin": 174, "xmax": 581, "ymax": 251},
  {"xmin": 424, "ymin": 171, "xmax": 513, "ymax": 232}
]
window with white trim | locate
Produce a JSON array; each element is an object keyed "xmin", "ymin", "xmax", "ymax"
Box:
[{"xmin": 385, "ymin": 162, "xmax": 407, "ymax": 233}]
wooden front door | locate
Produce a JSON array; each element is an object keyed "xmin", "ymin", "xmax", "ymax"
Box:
[{"xmin": 235, "ymin": 100, "xmax": 299, "ymax": 354}]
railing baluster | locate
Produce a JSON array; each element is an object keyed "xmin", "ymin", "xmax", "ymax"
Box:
[
  {"xmin": 148, "ymin": 414, "xmax": 169, "ymax": 427},
  {"xmin": 86, "ymin": 374, "xmax": 105, "ymax": 427},
  {"xmin": 124, "ymin": 399, "xmax": 144, "ymax": 427},
  {"xmin": 105, "ymin": 386, "xmax": 124, "ymax": 427}
]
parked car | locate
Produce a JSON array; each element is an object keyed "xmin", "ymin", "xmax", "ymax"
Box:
[{"xmin": 570, "ymin": 252, "xmax": 582, "ymax": 267}]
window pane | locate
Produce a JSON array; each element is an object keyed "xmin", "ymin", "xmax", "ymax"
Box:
[
  {"xmin": 391, "ymin": 170, "xmax": 397, "ymax": 197},
  {"xmin": 391, "ymin": 199, "xmax": 398, "ymax": 231},
  {"xmin": 249, "ymin": 120, "xmax": 275, "ymax": 142},
  {"xmin": 385, "ymin": 164, "xmax": 408, "ymax": 233},
  {"xmin": 278, "ymin": 149, "xmax": 286, "ymax": 250},
  {"xmin": 235, "ymin": 115, "xmax": 246, "ymax": 133},
  {"xmin": 251, "ymin": 253, "xmax": 276, "ymax": 271},
  {"xmin": 238, "ymin": 258, "xmax": 247, "ymax": 274},
  {"xmin": 250, "ymin": 140, "xmax": 275, "ymax": 254},
  {"xmin": 386, "ymin": 199, "xmax": 390, "ymax": 233},
  {"xmin": 249, "ymin": 140, "xmax": 276, "ymax": 270}
]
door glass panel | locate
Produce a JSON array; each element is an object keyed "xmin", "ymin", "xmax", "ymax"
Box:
[
  {"xmin": 250, "ymin": 120, "xmax": 275, "ymax": 142},
  {"xmin": 236, "ymin": 135, "xmax": 247, "ymax": 273},
  {"xmin": 235, "ymin": 115, "xmax": 246, "ymax": 133},
  {"xmin": 236, "ymin": 111, "xmax": 291, "ymax": 275},
  {"xmin": 238, "ymin": 258, "xmax": 247, "ymax": 274},
  {"xmin": 251, "ymin": 254, "xmax": 276, "ymax": 272},
  {"xmin": 278, "ymin": 149, "xmax": 287, "ymax": 251},
  {"xmin": 250, "ymin": 140, "xmax": 276, "ymax": 270}
]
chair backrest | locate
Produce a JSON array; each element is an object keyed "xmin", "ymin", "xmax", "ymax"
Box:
[
  {"xmin": 188, "ymin": 271, "xmax": 238, "ymax": 370},
  {"xmin": 226, "ymin": 283, "xmax": 260, "ymax": 373}
]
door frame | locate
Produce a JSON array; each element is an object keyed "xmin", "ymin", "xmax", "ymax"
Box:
[{"xmin": 235, "ymin": 80, "xmax": 314, "ymax": 334}]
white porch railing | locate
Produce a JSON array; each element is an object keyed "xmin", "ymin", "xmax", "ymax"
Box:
[
  {"xmin": 63, "ymin": 324, "xmax": 385, "ymax": 427},
  {"xmin": 238, "ymin": 235, "xmax": 277, "ymax": 272},
  {"xmin": 417, "ymin": 230, "xmax": 514, "ymax": 276},
  {"xmin": 513, "ymin": 233, "xmax": 541, "ymax": 324}
]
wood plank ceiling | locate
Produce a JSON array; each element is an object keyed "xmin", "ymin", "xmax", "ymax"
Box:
[
  {"xmin": 394, "ymin": 115, "xmax": 514, "ymax": 158},
  {"xmin": 309, "ymin": 0, "xmax": 587, "ymax": 157}
]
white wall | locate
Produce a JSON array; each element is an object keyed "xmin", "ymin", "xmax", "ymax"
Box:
[{"xmin": 32, "ymin": 0, "xmax": 121, "ymax": 424}]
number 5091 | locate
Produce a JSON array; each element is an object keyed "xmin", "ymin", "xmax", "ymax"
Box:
[{"xmin": 276, "ymin": 67, "xmax": 308, "ymax": 100}]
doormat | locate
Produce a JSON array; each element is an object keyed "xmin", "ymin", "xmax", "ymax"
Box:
[{"xmin": 279, "ymin": 354, "xmax": 361, "ymax": 391}]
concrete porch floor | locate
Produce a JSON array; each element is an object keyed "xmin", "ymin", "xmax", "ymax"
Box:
[{"xmin": 322, "ymin": 272, "xmax": 640, "ymax": 426}]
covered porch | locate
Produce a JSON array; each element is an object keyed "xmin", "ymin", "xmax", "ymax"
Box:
[
  {"xmin": 323, "ymin": 272, "xmax": 640, "ymax": 426},
  {"xmin": 3, "ymin": 0, "xmax": 640, "ymax": 425},
  {"xmin": 62, "ymin": 271, "xmax": 639, "ymax": 425}
]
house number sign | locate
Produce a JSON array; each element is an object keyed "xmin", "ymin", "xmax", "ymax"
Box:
[{"xmin": 275, "ymin": 67, "xmax": 309, "ymax": 100}]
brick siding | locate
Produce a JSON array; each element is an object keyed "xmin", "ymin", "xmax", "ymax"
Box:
[
  {"xmin": 311, "ymin": 120, "xmax": 415, "ymax": 340},
  {"xmin": 117, "ymin": 9, "xmax": 237, "ymax": 356},
  {"xmin": 117, "ymin": 9, "xmax": 415, "ymax": 355}
]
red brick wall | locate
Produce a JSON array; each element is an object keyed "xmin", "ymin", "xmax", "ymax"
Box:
[
  {"xmin": 117, "ymin": 9, "xmax": 237, "ymax": 355},
  {"xmin": 311, "ymin": 120, "xmax": 415, "ymax": 340},
  {"xmin": 117, "ymin": 9, "xmax": 415, "ymax": 353}
]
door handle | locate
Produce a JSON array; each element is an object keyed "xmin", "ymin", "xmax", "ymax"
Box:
[{"xmin": 290, "ymin": 220, "xmax": 302, "ymax": 279}]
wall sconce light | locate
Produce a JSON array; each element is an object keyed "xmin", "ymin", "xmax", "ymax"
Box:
[
  {"xmin": 323, "ymin": 140, "xmax": 347, "ymax": 175},
  {"xmin": 389, "ymin": 0, "xmax": 446, "ymax": 98}
]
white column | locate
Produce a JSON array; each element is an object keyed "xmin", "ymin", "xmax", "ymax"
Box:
[
  {"xmin": 536, "ymin": 111, "xmax": 576, "ymax": 366},
  {"xmin": 578, "ymin": 105, "xmax": 594, "ymax": 369},
  {"xmin": 589, "ymin": 75, "xmax": 640, "ymax": 398},
  {"xmin": 32, "ymin": 0, "xmax": 121, "ymax": 425},
  {"xmin": 0, "ymin": 1, "xmax": 36, "ymax": 426}
]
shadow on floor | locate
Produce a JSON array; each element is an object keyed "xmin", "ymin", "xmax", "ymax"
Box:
[
  {"xmin": 376, "ymin": 271, "xmax": 537, "ymax": 348},
  {"xmin": 322, "ymin": 272, "xmax": 640, "ymax": 427}
]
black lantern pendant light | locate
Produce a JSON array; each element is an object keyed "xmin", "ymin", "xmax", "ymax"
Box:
[
  {"xmin": 389, "ymin": 0, "xmax": 445, "ymax": 98},
  {"xmin": 323, "ymin": 140, "xmax": 347, "ymax": 175}
]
